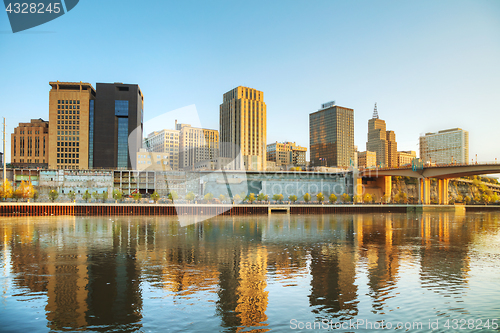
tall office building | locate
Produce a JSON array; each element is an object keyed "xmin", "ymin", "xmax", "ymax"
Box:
[
  {"xmin": 366, "ymin": 104, "xmax": 387, "ymax": 168},
  {"xmin": 366, "ymin": 104, "xmax": 397, "ymax": 168},
  {"xmin": 93, "ymin": 83, "xmax": 144, "ymax": 169},
  {"xmin": 176, "ymin": 121, "xmax": 219, "ymax": 170},
  {"xmin": 48, "ymin": 81, "xmax": 96, "ymax": 170},
  {"xmin": 386, "ymin": 130, "xmax": 397, "ymax": 168},
  {"xmin": 142, "ymin": 129, "xmax": 180, "ymax": 170},
  {"xmin": 309, "ymin": 101, "xmax": 354, "ymax": 168},
  {"xmin": 420, "ymin": 128, "xmax": 469, "ymax": 164},
  {"xmin": 219, "ymin": 86, "xmax": 266, "ymax": 171},
  {"xmin": 11, "ymin": 119, "xmax": 49, "ymax": 169}
]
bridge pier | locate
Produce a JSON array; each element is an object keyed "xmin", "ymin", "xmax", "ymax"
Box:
[
  {"xmin": 420, "ymin": 178, "xmax": 431, "ymax": 204},
  {"xmin": 375, "ymin": 176, "xmax": 391, "ymax": 203},
  {"xmin": 437, "ymin": 179, "xmax": 449, "ymax": 205}
]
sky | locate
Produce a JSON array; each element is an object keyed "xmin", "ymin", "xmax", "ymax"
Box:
[{"xmin": 1, "ymin": 0, "xmax": 499, "ymax": 164}]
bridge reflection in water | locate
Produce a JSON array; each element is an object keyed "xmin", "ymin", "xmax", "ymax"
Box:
[{"xmin": 0, "ymin": 212, "xmax": 498, "ymax": 332}]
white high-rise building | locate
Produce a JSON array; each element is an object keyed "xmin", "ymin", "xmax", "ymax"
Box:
[
  {"xmin": 143, "ymin": 129, "xmax": 180, "ymax": 170},
  {"xmin": 419, "ymin": 128, "xmax": 469, "ymax": 164}
]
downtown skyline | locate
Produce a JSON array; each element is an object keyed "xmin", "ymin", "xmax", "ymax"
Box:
[{"xmin": 1, "ymin": 0, "xmax": 499, "ymax": 165}]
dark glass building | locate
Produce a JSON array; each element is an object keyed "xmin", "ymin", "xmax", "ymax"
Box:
[
  {"xmin": 309, "ymin": 102, "xmax": 354, "ymax": 168},
  {"xmin": 92, "ymin": 83, "xmax": 144, "ymax": 169}
]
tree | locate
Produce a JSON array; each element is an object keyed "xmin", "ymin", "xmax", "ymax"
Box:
[
  {"xmin": 132, "ymin": 192, "xmax": 142, "ymax": 202},
  {"xmin": 481, "ymin": 193, "xmax": 491, "ymax": 205},
  {"xmin": 113, "ymin": 189, "xmax": 123, "ymax": 202},
  {"xmin": 329, "ymin": 193, "xmax": 337, "ymax": 204},
  {"xmin": 455, "ymin": 194, "xmax": 464, "ymax": 203},
  {"xmin": 14, "ymin": 181, "xmax": 35, "ymax": 201},
  {"xmin": 263, "ymin": 194, "xmax": 269, "ymax": 203},
  {"xmin": 491, "ymin": 193, "xmax": 499, "ymax": 203},
  {"xmin": 219, "ymin": 194, "xmax": 226, "ymax": 203},
  {"xmin": 303, "ymin": 193, "xmax": 311, "ymax": 203},
  {"xmin": 464, "ymin": 195, "xmax": 471, "ymax": 204},
  {"xmin": 48, "ymin": 189, "xmax": 59, "ymax": 202},
  {"xmin": 246, "ymin": 193, "xmax": 256, "ymax": 203},
  {"xmin": 233, "ymin": 194, "xmax": 241, "ymax": 202},
  {"xmin": 363, "ymin": 193, "xmax": 372, "ymax": 204},
  {"xmin": 151, "ymin": 191, "xmax": 160, "ymax": 203},
  {"xmin": 257, "ymin": 193, "xmax": 266, "ymax": 202},
  {"xmin": 316, "ymin": 192, "xmax": 325, "ymax": 203},
  {"xmin": 82, "ymin": 190, "xmax": 91, "ymax": 203},
  {"xmin": 272, "ymin": 194, "xmax": 284, "ymax": 203},
  {"xmin": 101, "ymin": 191, "xmax": 108, "ymax": 203},
  {"xmin": 92, "ymin": 191, "xmax": 100, "ymax": 202},
  {"xmin": 353, "ymin": 195, "xmax": 360, "ymax": 204},
  {"xmin": 289, "ymin": 194, "xmax": 297, "ymax": 203},
  {"xmin": 67, "ymin": 190, "xmax": 76, "ymax": 202},
  {"xmin": 204, "ymin": 192, "xmax": 214, "ymax": 202},
  {"xmin": 168, "ymin": 191, "xmax": 178, "ymax": 202},
  {"xmin": 0, "ymin": 179, "xmax": 13, "ymax": 200},
  {"xmin": 185, "ymin": 191, "xmax": 195, "ymax": 202},
  {"xmin": 341, "ymin": 193, "xmax": 351, "ymax": 203}
]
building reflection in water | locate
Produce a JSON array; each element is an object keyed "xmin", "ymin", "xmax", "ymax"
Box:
[{"xmin": 0, "ymin": 212, "xmax": 498, "ymax": 332}]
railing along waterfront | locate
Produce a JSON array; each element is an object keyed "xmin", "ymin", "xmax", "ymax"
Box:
[{"xmin": 0, "ymin": 203, "xmax": 419, "ymax": 217}]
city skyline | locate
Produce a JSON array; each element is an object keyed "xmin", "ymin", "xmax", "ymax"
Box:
[{"xmin": 1, "ymin": 0, "xmax": 499, "ymax": 166}]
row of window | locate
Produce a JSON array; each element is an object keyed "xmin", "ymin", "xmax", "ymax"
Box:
[
  {"xmin": 58, "ymin": 105, "xmax": 80, "ymax": 110},
  {"xmin": 58, "ymin": 126, "xmax": 80, "ymax": 130},
  {"xmin": 58, "ymin": 147, "xmax": 79, "ymax": 152},
  {"xmin": 57, "ymin": 110, "xmax": 80, "ymax": 115},
  {"xmin": 57, "ymin": 153, "xmax": 79, "ymax": 158},
  {"xmin": 57, "ymin": 159, "xmax": 79, "ymax": 164},
  {"xmin": 57, "ymin": 131, "xmax": 80, "ymax": 136},
  {"xmin": 58, "ymin": 100, "xmax": 80, "ymax": 104},
  {"xmin": 57, "ymin": 141, "xmax": 79, "ymax": 147}
]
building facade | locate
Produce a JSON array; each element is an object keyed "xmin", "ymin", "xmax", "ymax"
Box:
[
  {"xmin": 93, "ymin": 83, "xmax": 144, "ymax": 170},
  {"xmin": 397, "ymin": 151, "xmax": 417, "ymax": 167},
  {"xmin": 266, "ymin": 141, "xmax": 307, "ymax": 168},
  {"xmin": 309, "ymin": 101, "xmax": 354, "ymax": 168},
  {"xmin": 358, "ymin": 151, "xmax": 376, "ymax": 169},
  {"xmin": 143, "ymin": 129, "xmax": 180, "ymax": 170},
  {"xmin": 219, "ymin": 86, "xmax": 267, "ymax": 171},
  {"xmin": 419, "ymin": 128, "xmax": 469, "ymax": 164},
  {"xmin": 176, "ymin": 122, "xmax": 219, "ymax": 170},
  {"xmin": 48, "ymin": 81, "xmax": 96, "ymax": 170},
  {"xmin": 386, "ymin": 130, "xmax": 397, "ymax": 168},
  {"xmin": 11, "ymin": 119, "xmax": 49, "ymax": 169},
  {"xmin": 366, "ymin": 104, "xmax": 397, "ymax": 168}
]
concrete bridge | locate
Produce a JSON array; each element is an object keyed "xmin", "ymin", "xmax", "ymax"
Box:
[{"xmin": 357, "ymin": 163, "xmax": 500, "ymax": 204}]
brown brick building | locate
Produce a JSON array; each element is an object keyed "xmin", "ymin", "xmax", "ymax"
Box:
[{"xmin": 11, "ymin": 119, "xmax": 49, "ymax": 168}]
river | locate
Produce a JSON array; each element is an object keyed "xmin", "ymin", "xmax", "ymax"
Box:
[{"xmin": 0, "ymin": 212, "xmax": 499, "ymax": 332}]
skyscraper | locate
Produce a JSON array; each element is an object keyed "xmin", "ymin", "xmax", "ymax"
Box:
[
  {"xmin": 309, "ymin": 101, "xmax": 354, "ymax": 168},
  {"xmin": 366, "ymin": 104, "xmax": 397, "ymax": 168},
  {"xmin": 219, "ymin": 86, "xmax": 266, "ymax": 171},
  {"xmin": 48, "ymin": 81, "xmax": 96, "ymax": 170},
  {"xmin": 386, "ymin": 130, "xmax": 397, "ymax": 168},
  {"xmin": 419, "ymin": 128, "xmax": 469, "ymax": 164},
  {"xmin": 92, "ymin": 83, "xmax": 144, "ymax": 169}
]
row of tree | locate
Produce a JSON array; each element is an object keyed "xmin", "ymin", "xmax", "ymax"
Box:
[{"xmin": 0, "ymin": 180, "xmax": 38, "ymax": 201}]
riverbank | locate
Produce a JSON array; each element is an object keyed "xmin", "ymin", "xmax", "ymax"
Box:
[{"xmin": 1, "ymin": 203, "xmax": 498, "ymax": 217}]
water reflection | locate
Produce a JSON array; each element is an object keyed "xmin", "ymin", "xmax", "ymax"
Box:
[{"xmin": 0, "ymin": 212, "xmax": 499, "ymax": 332}]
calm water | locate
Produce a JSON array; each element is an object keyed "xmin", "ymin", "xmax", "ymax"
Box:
[{"xmin": 0, "ymin": 212, "xmax": 499, "ymax": 332}]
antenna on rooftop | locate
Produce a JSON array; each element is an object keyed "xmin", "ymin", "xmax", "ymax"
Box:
[{"xmin": 372, "ymin": 103, "xmax": 379, "ymax": 119}]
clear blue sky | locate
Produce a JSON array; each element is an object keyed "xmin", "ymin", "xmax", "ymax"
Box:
[{"xmin": 1, "ymin": 0, "xmax": 499, "ymax": 164}]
